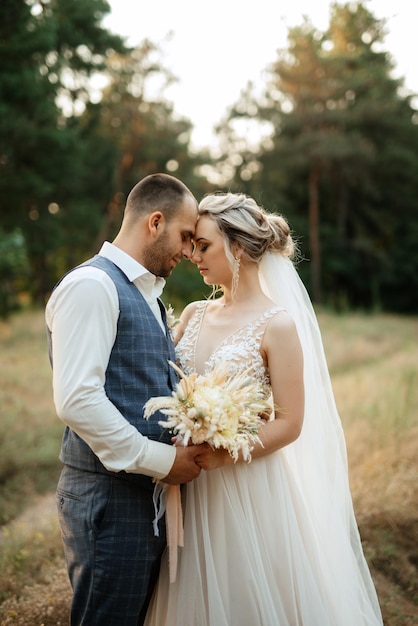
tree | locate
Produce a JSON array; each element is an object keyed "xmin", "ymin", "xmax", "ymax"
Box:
[
  {"xmin": 0, "ymin": 229, "xmax": 29, "ymax": 317},
  {"xmin": 72, "ymin": 42, "xmax": 215, "ymax": 309},
  {"xmin": 0, "ymin": 3, "xmax": 211, "ymax": 307},
  {"xmin": 222, "ymin": 2, "xmax": 418, "ymax": 311},
  {"xmin": 0, "ymin": 0, "xmax": 128, "ymax": 302},
  {"xmin": 260, "ymin": 5, "xmax": 390, "ymax": 303}
]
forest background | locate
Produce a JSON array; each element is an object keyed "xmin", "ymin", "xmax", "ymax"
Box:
[{"xmin": 1, "ymin": 0, "xmax": 418, "ymax": 315}]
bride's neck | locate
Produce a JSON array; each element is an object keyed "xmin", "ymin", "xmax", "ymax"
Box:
[{"xmin": 220, "ymin": 271, "xmax": 266, "ymax": 308}]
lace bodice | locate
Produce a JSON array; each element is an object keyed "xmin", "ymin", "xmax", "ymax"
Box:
[{"xmin": 176, "ymin": 301, "xmax": 284, "ymax": 387}]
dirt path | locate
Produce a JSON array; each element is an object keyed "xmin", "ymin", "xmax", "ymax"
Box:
[
  {"xmin": 0, "ymin": 492, "xmax": 57, "ymax": 546},
  {"xmin": 0, "ymin": 492, "xmax": 72, "ymax": 626}
]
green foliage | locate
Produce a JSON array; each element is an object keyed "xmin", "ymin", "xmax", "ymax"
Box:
[
  {"xmin": 0, "ymin": 3, "xmax": 209, "ymax": 302},
  {"xmin": 222, "ymin": 2, "xmax": 418, "ymax": 312},
  {"xmin": 0, "ymin": 229, "xmax": 30, "ymax": 317},
  {"xmin": 1, "ymin": 1, "xmax": 418, "ymax": 312},
  {"xmin": 0, "ymin": 229, "xmax": 28, "ymax": 276},
  {"xmin": 0, "ymin": 0, "xmax": 129, "ymax": 302}
]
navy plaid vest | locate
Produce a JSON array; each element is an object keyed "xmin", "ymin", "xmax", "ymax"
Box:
[{"xmin": 52, "ymin": 255, "xmax": 178, "ymax": 487}]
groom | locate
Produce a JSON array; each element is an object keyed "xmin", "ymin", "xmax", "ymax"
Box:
[{"xmin": 46, "ymin": 174, "xmax": 204, "ymax": 625}]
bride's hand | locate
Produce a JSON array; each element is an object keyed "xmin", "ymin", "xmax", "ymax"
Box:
[
  {"xmin": 172, "ymin": 435, "xmax": 185, "ymax": 446},
  {"xmin": 259, "ymin": 409, "xmax": 272, "ymax": 422},
  {"xmin": 195, "ymin": 444, "xmax": 231, "ymax": 471}
]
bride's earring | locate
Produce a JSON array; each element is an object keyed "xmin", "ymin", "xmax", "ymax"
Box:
[{"xmin": 231, "ymin": 257, "xmax": 241, "ymax": 300}]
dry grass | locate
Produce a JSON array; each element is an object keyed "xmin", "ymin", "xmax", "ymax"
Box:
[
  {"xmin": 0, "ymin": 308, "xmax": 417, "ymax": 625},
  {"xmin": 318, "ymin": 310, "xmax": 418, "ymax": 625},
  {"xmin": 0, "ymin": 494, "xmax": 70, "ymax": 625},
  {"xmin": 0, "ymin": 309, "xmax": 62, "ymax": 525}
]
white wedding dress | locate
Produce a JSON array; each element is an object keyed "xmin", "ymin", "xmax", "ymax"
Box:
[{"xmin": 145, "ymin": 259, "xmax": 383, "ymax": 626}]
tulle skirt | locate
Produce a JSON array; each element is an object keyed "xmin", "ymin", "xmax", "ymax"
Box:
[{"xmin": 144, "ymin": 450, "xmax": 383, "ymax": 626}]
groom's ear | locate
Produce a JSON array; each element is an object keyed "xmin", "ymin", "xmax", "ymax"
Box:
[{"xmin": 148, "ymin": 211, "xmax": 165, "ymax": 237}]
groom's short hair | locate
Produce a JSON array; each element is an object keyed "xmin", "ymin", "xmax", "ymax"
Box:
[{"xmin": 125, "ymin": 173, "xmax": 194, "ymax": 223}]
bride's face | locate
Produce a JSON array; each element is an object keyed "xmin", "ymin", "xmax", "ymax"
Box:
[{"xmin": 191, "ymin": 215, "xmax": 231, "ymax": 286}]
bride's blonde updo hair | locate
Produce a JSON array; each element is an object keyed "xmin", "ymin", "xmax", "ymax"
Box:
[{"xmin": 198, "ymin": 192, "xmax": 296, "ymax": 264}]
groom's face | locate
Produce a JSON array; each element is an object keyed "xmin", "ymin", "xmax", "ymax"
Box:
[{"xmin": 144, "ymin": 196, "xmax": 197, "ymax": 277}]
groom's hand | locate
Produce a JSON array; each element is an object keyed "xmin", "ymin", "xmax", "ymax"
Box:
[{"xmin": 162, "ymin": 445, "xmax": 205, "ymax": 484}]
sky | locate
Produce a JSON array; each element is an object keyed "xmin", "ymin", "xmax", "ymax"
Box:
[{"xmin": 104, "ymin": 0, "xmax": 417, "ymax": 150}]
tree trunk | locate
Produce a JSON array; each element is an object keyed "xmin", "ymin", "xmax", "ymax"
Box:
[
  {"xmin": 337, "ymin": 181, "xmax": 349, "ymax": 242},
  {"xmin": 308, "ymin": 163, "xmax": 322, "ymax": 303}
]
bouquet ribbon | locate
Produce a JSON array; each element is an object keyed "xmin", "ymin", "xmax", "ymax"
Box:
[{"xmin": 152, "ymin": 482, "xmax": 184, "ymax": 583}]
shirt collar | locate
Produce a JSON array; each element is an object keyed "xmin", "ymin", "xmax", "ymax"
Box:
[{"xmin": 98, "ymin": 241, "xmax": 165, "ymax": 300}]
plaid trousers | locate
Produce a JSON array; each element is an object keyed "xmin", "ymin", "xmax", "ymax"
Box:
[{"xmin": 57, "ymin": 465, "xmax": 166, "ymax": 625}]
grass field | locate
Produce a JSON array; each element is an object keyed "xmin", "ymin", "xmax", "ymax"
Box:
[{"xmin": 0, "ymin": 307, "xmax": 417, "ymax": 625}]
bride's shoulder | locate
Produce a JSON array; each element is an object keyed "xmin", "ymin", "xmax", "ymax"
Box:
[
  {"xmin": 262, "ymin": 309, "xmax": 303, "ymax": 365},
  {"xmin": 264, "ymin": 308, "xmax": 298, "ymax": 341},
  {"xmin": 180, "ymin": 299, "xmax": 206, "ymax": 321},
  {"xmin": 174, "ymin": 300, "xmax": 206, "ymax": 342}
]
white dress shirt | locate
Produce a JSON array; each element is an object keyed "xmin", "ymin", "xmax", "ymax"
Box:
[{"xmin": 45, "ymin": 242, "xmax": 176, "ymax": 480}]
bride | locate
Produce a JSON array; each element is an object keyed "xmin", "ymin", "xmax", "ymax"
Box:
[{"xmin": 145, "ymin": 192, "xmax": 383, "ymax": 625}]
